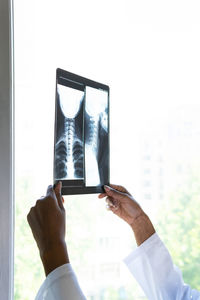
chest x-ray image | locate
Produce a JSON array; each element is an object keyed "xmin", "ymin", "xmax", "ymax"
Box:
[{"xmin": 54, "ymin": 69, "xmax": 109, "ymax": 195}]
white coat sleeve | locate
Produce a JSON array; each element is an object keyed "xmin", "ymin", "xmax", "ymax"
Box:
[
  {"xmin": 35, "ymin": 263, "xmax": 86, "ymax": 300},
  {"xmin": 124, "ymin": 233, "xmax": 200, "ymax": 300}
]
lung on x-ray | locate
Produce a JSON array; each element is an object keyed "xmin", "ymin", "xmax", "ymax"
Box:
[{"xmin": 54, "ymin": 69, "xmax": 109, "ymax": 195}]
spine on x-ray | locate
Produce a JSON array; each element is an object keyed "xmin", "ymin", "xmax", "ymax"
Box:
[
  {"xmin": 88, "ymin": 116, "xmax": 99, "ymax": 156},
  {"xmin": 64, "ymin": 118, "xmax": 84, "ymax": 179},
  {"xmin": 65, "ymin": 118, "xmax": 75, "ymax": 178}
]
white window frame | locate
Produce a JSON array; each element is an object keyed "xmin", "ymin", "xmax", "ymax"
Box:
[{"xmin": 0, "ymin": 0, "xmax": 14, "ymax": 298}]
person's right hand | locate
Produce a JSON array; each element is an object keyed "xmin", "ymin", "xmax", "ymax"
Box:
[
  {"xmin": 99, "ymin": 184, "xmax": 155, "ymax": 246},
  {"xmin": 98, "ymin": 184, "xmax": 143, "ymax": 227}
]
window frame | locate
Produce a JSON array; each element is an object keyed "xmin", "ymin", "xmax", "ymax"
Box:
[{"xmin": 0, "ymin": 0, "xmax": 14, "ymax": 298}]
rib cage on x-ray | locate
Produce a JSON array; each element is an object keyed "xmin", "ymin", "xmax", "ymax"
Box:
[{"xmin": 55, "ymin": 83, "xmax": 109, "ymax": 187}]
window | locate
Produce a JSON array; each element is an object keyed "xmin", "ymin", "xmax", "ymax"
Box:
[
  {"xmin": 0, "ymin": 0, "xmax": 14, "ymax": 298},
  {"xmin": 14, "ymin": 1, "xmax": 200, "ymax": 299}
]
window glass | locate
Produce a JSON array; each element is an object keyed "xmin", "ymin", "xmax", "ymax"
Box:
[{"xmin": 15, "ymin": 0, "xmax": 200, "ymax": 299}]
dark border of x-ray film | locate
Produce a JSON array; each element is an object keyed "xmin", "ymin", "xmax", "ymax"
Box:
[{"xmin": 53, "ymin": 68, "xmax": 110, "ymax": 195}]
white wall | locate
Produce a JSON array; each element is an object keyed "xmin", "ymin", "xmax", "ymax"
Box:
[{"xmin": 0, "ymin": 0, "xmax": 14, "ymax": 298}]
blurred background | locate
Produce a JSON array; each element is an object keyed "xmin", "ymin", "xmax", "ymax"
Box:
[{"xmin": 14, "ymin": 0, "xmax": 200, "ymax": 299}]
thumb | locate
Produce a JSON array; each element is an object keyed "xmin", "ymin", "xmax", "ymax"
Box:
[
  {"xmin": 46, "ymin": 185, "xmax": 54, "ymax": 196},
  {"xmin": 104, "ymin": 185, "xmax": 127, "ymax": 201},
  {"xmin": 54, "ymin": 181, "xmax": 64, "ymax": 210}
]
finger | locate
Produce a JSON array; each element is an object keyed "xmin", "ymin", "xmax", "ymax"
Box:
[
  {"xmin": 36, "ymin": 199, "xmax": 42, "ymax": 206},
  {"xmin": 27, "ymin": 207, "xmax": 34, "ymax": 225},
  {"xmin": 109, "ymin": 184, "xmax": 131, "ymax": 195},
  {"xmin": 106, "ymin": 204, "xmax": 112, "ymax": 211},
  {"xmin": 54, "ymin": 181, "xmax": 64, "ymax": 210},
  {"xmin": 108, "ymin": 204, "xmax": 119, "ymax": 212},
  {"xmin": 46, "ymin": 185, "xmax": 54, "ymax": 196},
  {"xmin": 33, "ymin": 202, "xmax": 44, "ymax": 225},
  {"xmin": 106, "ymin": 203, "xmax": 119, "ymax": 212},
  {"xmin": 104, "ymin": 185, "xmax": 128, "ymax": 201},
  {"xmin": 105, "ymin": 197, "xmax": 114, "ymax": 206},
  {"xmin": 105, "ymin": 196, "xmax": 118, "ymax": 208},
  {"xmin": 27, "ymin": 207, "xmax": 38, "ymax": 228},
  {"xmin": 98, "ymin": 193, "xmax": 107, "ymax": 199}
]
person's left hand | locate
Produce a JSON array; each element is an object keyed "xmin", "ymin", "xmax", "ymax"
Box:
[{"xmin": 27, "ymin": 182, "xmax": 69, "ymax": 276}]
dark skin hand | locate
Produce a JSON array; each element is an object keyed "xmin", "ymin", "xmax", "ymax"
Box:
[
  {"xmin": 27, "ymin": 182, "xmax": 154, "ymax": 276},
  {"xmin": 27, "ymin": 182, "xmax": 69, "ymax": 276},
  {"xmin": 99, "ymin": 184, "xmax": 155, "ymax": 246}
]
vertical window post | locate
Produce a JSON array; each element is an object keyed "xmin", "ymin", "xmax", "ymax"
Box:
[{"xmin": 0, "ymin": 0, "xmax": 14, "ymax": 298}]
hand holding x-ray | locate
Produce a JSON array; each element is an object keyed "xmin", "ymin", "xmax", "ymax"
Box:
[
  {"xmin": 99, "ymin": 184, "xmax": 156, "ymax": 246},
  {"xmin": 27, "ymin": 183, "xmax": 69, "ymax": 276}
]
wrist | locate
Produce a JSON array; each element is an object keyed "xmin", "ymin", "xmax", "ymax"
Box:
[
  {"xmin": 40, "ymin": 241, "xmax": 70, "ymax": 276},
  {"xmin": 130, "ymin": 212, "xmax": 155, "ymax": 246}
]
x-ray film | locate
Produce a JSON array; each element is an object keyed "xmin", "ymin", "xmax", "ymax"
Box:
[{"xmin": 54, "ymin": 69, "xmax": 110, "ymax": 195}]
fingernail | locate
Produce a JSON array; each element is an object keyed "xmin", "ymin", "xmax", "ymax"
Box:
[
  {"xmin": 57, "ymin": 181, "xmax": 62, "ymax": 192},
  {"xmin": 106, "ymin": 204, "xmax": 111, "ymax": 210},
  {"xmin": 104, "ymin": 185, "xmax": 111, "ymax": 191},
  {"xmin": 53, "ymin": 182, "xmax": 58, "ymax": 189},
  {"xmin": 54, "ymin": 181, "xmax": 62, "ymax": 188},
  {"xmin": 54, "ymin": 182, "xmax": 62, "ymax": 196},
  {"xmin": 47, "ymin": 185, "xmax": 53, "ymax": 192}
]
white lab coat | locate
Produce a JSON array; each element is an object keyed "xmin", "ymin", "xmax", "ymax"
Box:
[
  {"xmin": 35, "ymin": 264, "xmax": 86, "ymax": 300},
  {"xmin": 35, "ymin": 233, "xmax": 200, "ymax": 300}
]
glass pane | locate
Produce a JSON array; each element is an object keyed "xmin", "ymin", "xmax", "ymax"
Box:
[{"xmin": 15, "ymin": 0, "xmax": 200, "ymax": 299}]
